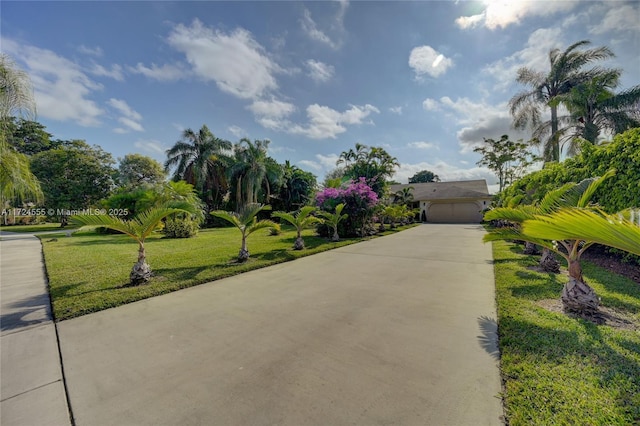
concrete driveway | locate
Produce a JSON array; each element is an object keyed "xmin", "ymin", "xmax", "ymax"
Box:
[{"xmin": 58, "ymin": 224, "xmax": 502, "ymax": 425}]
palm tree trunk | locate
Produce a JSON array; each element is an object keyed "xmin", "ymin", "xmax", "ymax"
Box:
[
  {"xmin": 550, "ymin": 105, "xmax": 560, "ymax": 162},
  {"xmin": 332, "ymin": 227, "xmax": 339, "ymax": 242},
  {"xmin": 540, "ymin": 247, "xmax": 560, "ymax": 273},
  {"xmin": 561, "ymin": 259, "xmax": 600, "ymax": 317},
  {"xmin": 523, "ymin": 241, "xmax": 540, "ymax": 255},
  {"xmin": 238, "ymin": 233, "xmax": 250, "ymax": 262},
  {"xmin": 130, "ymin": 241, "xmax": 152, "ymax": 285}
]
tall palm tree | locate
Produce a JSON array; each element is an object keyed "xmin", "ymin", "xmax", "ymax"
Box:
[
  {"xmin": 273, "ymin": 206, "xmax": 322, "ymax": 250},
  {"xmin": 210, "ymin": 203, "xmax": 276, "ymax": 262},
  {"xmin": 72, "ymin": 207, "xmax": 187, "ymax": 285},
  {"xmin": 0, "ymin": 54, "xmax": 42, "ymax": 208},
  {"xmin": 164, "ymin": 125, "xmax": 232, "ymax": 210},
  {"xmin": 229, "ymin": 139, "xmax": 282, "ymax": 210},
  {"xmin": 509, "ymin": 40, "xmax": 614, "ymax": 162},
  {"xmin": 317, "ymin": 203, "xmax": 348, "ymax": 242},
  {"xmin": 484, "ymin": 171, "xmax": 615, "ymax": 315}
]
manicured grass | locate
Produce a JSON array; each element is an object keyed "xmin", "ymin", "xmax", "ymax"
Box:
[
  {"xmin": 492, "ymin": 240, "xmax": 640, "ymax": 425},
  {"xmin": 0, "ymin": 222, "xmax": 77, "ymax": 233},
  {"xmin": 42, "ymin": 225, "xmax": 415, "ymax": 321}
]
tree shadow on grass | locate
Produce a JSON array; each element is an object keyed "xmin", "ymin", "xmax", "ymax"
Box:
[
  {"xmin": 500, "ymin": 315, "xmax": 640, "ymax": 418},
  {"xmin": 511, "ymin": 270, "xmax": 563, "ymax": 300}
]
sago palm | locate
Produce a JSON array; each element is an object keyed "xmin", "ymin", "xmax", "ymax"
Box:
[
  {"xmin": 484, "ymin": 171, "xmax": 616, "ymax": 317},
  {"xmin": 210, "ymin": 203, "xmax": 276, "ymax": 262},
  {"xmin": 273, "ymin": 206, "xmax": 322, "ymax": 250},
  {"xmin": 317, "ymin": 203, "xmax": 348, "ymax": 242},
  {"xmin": 72, "ymin": 206, "xmax": 187, "ymax": 285}
]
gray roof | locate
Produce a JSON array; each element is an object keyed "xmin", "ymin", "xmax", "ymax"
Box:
[{"xmin": 389, "ymin": 180, "xmax": 491, "ymax": 201}]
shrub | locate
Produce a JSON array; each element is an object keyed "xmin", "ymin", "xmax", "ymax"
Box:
[
  {"xmin": 164, "ymin": 218, "xmax": 199, "ymax": 238},
  {"xmin": 316, "ymin": 178, "xmax": 378, "ymax": 237}
]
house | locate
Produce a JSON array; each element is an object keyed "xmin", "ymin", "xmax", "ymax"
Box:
[{"xmin": 389, "ymin": 180, "xmax": 492, "ymax": 223}]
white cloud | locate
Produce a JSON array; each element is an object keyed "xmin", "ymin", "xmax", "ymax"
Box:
[
  {"xmin": 129, "ymin": 62, "xmax": 186, "ymax": 81},
  {"xmin": 300, "ymin": 1, "xmax": 348, "ymax": 49},
  {"xmin": 134, "ymin": 139, "xmax": 166, "ymax": 156},
  {"xmin": 167, "ymin": 19, "xmax": 279, "ymax": 99},
  {"xmin": 306, "ymin": 59, "xmax": 335, "ymax": 82},
  {"xmin": 393, "ymin": 161, "xmax": 495, "ymax": 187},
  {"xmin": 389, "ymin": 106, "xmax": 403, "ymax": 115},
  {"xmin": 247, "ymin": 99, "xmax": 296, "ymax": 118},
  {"xmin": 108, "ymin": 98, "xmax": 144, "ymax": 132},
  {"xmin": 408, "ymin": 141, "xmax": 437, "ymax": 150},
  {"xmin": 3, "ymin": 39, "xmax": 104, "ymax": 126},
  {"xmin": 289, "ymin": 104, "xmax": 379, "ymax": 139},
  {"xmin": 455, "ymin": 1, "xmax": 579, "ymax": 30},
  {"xmin": 89, "ymin": 62, "xmax": 124, "ymax": 81},
  {"xmin": 483, "ymin": 27, "xmax": 562, "ymax": 91},
  {"xmin": 228, "ymin": 125, "xmax": 247, "ymax": 138},
  {"xmin": 409, "ymin": 45, "xmax": 453, "ymax": 78},
  {"xmin": 425, "ymin": 96, "xmax": 530, "ymax": 153},
  {"xmin": 590, "ymin": 3, "xmax": 640, "ymax": 35},
  {"xmin": 422, "ymin": 98, "xmax": 440, "ymax": 111},
  {"xmin": 77, "ymin": 45, "xmax": 103, "ymax": 57},
  {"xmin": 299, "ymin": 153, "xmax": 340, "ymax": 173}
]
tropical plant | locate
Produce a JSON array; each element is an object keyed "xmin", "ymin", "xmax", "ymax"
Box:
[
  {"xmin": 509, "ymin": 40, "xmax": 614, "ymax": 162},
  {"xmin": 0, "ymin": 54, "xmax": 42, "ymax": 207},
  {"xmin": 316, "ymin": 203, "xmax": 348, "ymax": 242},
  {"xmin": 210, "ymin": 203, "xmax": 276, "ymax": 262},
  {"xmin": 164, "ymin": 125, "xmax": 232, "ymax": 210},
  {"xmin": 393, "ymin": 186, "xmax": 414, "ymax": 205},
  {"xmin": 117, "ymin": 153, "xmax": 166, "ymax": 188},
  {"xmin": 228, "ymin": 139, "xmax": 283, "ymax": 210},
  {"xmin": 273, "ymin": 206, "xmax": 321, "ymax": 250},
  {"xmin": 337, "ymin": 143, "xmax": 399, "ymax": 198},
  {"xmin": 316, "ymin": 178, "xmax": 379, "ymax": 237},
  {"xmin": 484, "ymin": 171, "xmax": 616, "ymax": 316},
  {"xmin": 275, "ymin": 160, "xmax": 317, "ymax": 211},
  {"xmin": 72, "ymin": 207, "xmax": 187, "ymax": 285}
]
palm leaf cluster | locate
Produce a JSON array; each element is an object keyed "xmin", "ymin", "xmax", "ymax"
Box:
[{"xmin": 273, "ymin": 206, "xmax": 322, "ymax": 250}]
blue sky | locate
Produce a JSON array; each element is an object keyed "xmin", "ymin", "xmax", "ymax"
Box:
[{"xmin": 3, "ymin": 1, "xmax": 639, "ymax": 191}]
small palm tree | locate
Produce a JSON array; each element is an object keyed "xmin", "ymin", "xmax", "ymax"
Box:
[
  {"xmin": 317, "ymin": 203, "xmax": 348, "ymax": 242},
  {"xmin": 210, "ymin": 203, "xmax": 276, "ymax": 262},
  {"xmin": 521, "ymin": 207, "xmax": 640, "ymax": 319},
  {"xmin": 484, "ymin": 171, "xmax": 615, "ymax": 316},
  {"xmin": 72, "ymin": 207, "xmax": 187, "ymax": 285},
  {"xmin": 272, "ymin": 206, "xmax": 322, "ymax": 250},
  {"xmin": 393, "ymin": 187, "xmax": 414, "ymax": 205}
]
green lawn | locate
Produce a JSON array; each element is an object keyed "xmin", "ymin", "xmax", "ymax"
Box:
[
  {"xmin": 493, "ymin": 240, "xmax": 640, "ymax": 425},
  {"xmin": 42, "ymin": 225, "xmax": 414, "ymax": 321},
  {"xmin": 0, "ymin": 222, "xmax": 76, "ymax": 233}
]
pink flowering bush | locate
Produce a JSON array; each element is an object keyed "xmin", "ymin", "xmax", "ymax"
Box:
[{"xmin": 316, "ymin": 178, "xmax": 379, "ymax": 237}]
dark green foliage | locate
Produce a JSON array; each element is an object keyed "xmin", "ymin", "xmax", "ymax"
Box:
[
  {"xmin": 408, "ymin": 170, "xmax": 440, "ymax": 183},
  {"xmin": 498, "ymin": 128, "xmax": 640, "ymax": 212},
  {"xmin": 117, "ymin": 153, "xmax": 166, "ymax": 188},
  {"xmin": 31, "ymin": 140, "xmax": 116, "ymax": 212},
  {"xmin": 2, "ymin": 117, "xmax": 56, "ymax": 155},
  {"xmin": 273, "ymin": 161, "xmax": 317, "ymax": 212},
  {"xmin": 474, "ymin": 135, "xmax": 540, "ymax": 192},
  {"xmin": 337, "ymin": 143, "xmax": 399, "ymax": 198}
]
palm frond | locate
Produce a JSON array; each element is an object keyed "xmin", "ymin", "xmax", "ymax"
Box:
[
  {"xmin": 523, "ymin": 208, "xmax": 640, "ymax": 256},
  {"xmin": 484, "ymin": 206, "xmax": 537, "ymax": 223},
  {"xmin": 246, "ymin": 219, "xmax": 277, "ymax": 236}
]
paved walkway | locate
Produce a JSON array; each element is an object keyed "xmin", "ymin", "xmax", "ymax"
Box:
[
  {"xmin": 0, "ymin": 231, "xmax": 72, "ymax": 426},
  {"xmin": 57, "ymin": 224, "xmax": 503, "ymax": 425}
]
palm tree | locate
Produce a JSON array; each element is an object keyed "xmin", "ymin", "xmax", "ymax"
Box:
[
  {"xmin": 519, "ymin": 207, "xmax": 640, "ymax": 321},
  {"xmin": 317, "ymin": 203, "xmax": 348, "ymax": 242},
  {"xmin": 164, "ymin": 125, "xmax": 232, "ymax": 210},
  {"xmin": 72, "ymin": 207, "xmax": 187, "ymax": 285},
  {"xmin": 0, "ymin": 54, "xmax": 43, "ymax": 209},
  {"xmin": 509, "ymin": 40, "xmax": 614, "ymax": 162},
  {"xmin": 393, "ymin": 187, "xmax": 414, "ymax": 205},
  {"xmin": 273, "ymin": 206, "xmax": 322, "ymax": 250},
  {"xmin": 229, "ymin": 139, "xmax": 282, "ymax": 210},
  {"xmin": 556, "ymin": 74, "xmax": 640, "ymax": 151},
  {"xmin": 210, "ymin": 203, "xmax": 276, "ymax": 262},
  {"xmin": 484, "ymin": 171, "xmax": 615, "ymax": 316}
]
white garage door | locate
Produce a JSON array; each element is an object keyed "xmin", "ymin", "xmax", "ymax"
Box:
[{"xmin": 427, "ymin": 202, "xmax": 481, "ymax": 223}]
